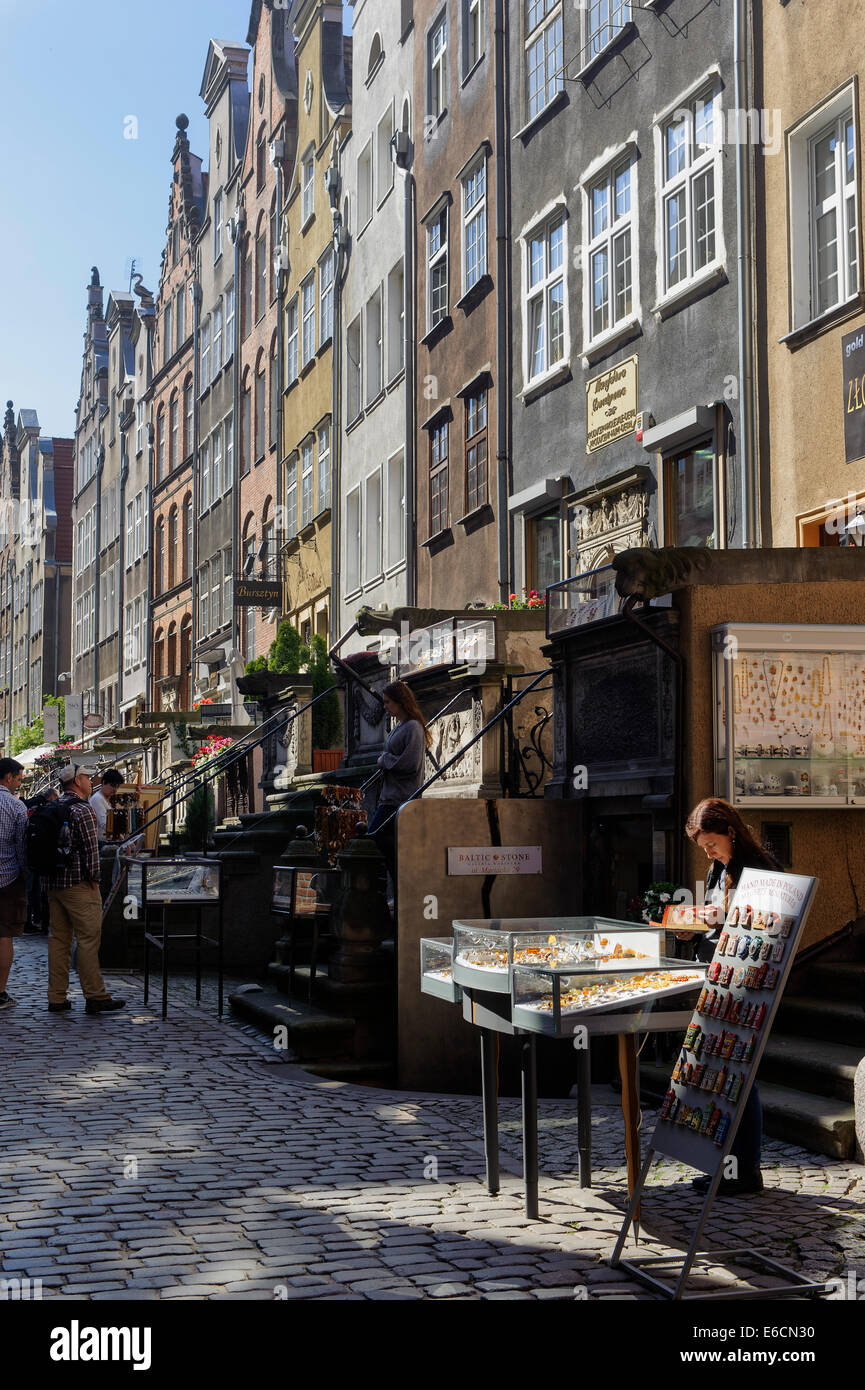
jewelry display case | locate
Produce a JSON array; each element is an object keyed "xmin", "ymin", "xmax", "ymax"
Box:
[
  {"xmin": 510, "ymin": 962, "xmax": 706, "ymax": 1036},
  {"xmin": 451, "ymin": 918, "xmax": 667, "ymax": 993},
  {"xmin": 713, "ymin": 623, "xmax": 865, "ymax": 808},
  {"xmin": 419, "ymin": 938, "xmax": 462, "ymax": 1003},
  {"xmin": 125, "ymin": 856, "xmax": 221, "ymax": 905}
]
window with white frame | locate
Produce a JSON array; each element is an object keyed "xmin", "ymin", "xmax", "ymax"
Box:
[
  {"xmin": 211, "ymin": 557, "xmax": 221, "ymax": 630},
  {"xmin": 525, "ymin": 0, "xmax": 562, "ymax": 122},
  {"xmin": 301, "ymin": 438, "xmax": 315, "ymax": 528},
  {"xmin": 222, "ymin": 548, "xmax": 232, "ymax": 618},
  {"xmin": 285, "ymin": 454, "xmax": 298, "ymax": 539},
  {"xmin": 386, "ymin": 450, "xmax": 405, "ymax": 569},
  {"xmin": 525, "ymin": 211, "xmax": 566, "ymax": 382},
  {"xmin": 377, "ymin": 106, "xmax": 394, "ymax": 204},
  {"xmin": 464, "ymin": 0, "xmax": 484, "ymax": 75},
  {"xmin": 365, "ymin": 287, "xmax": 383, "ymax": 402},
  {"xmin": 225, "ymin": 282, "xmax": 235, "ymax": 356},
  {"xmin": 199, "ymin": 561, "xmax": 210, "ymax": 636},
  {"xmin": 345, "ymin": 486, "xmax": 361, "ymax": 593},
  {"xmin": 317, "ymin": 424, "xmax": 331, "ymax": 512},
  {"xmin": 462, "ymin": 158, "xmax": 487, "ymax": 292},
  {"xmin": 302, "ymin": 156, "xmax": 315, "ymax": 225},
  {"xmin": 429, "ymin": 12, "xmax": 447, "ymax": 120},
  {"xmin": 387, "ymin": 260, "xmax": 405, "ymax": 379},
  {"xmin": 358, "ymin": 140, "xmax": 373, "ymax": 229},
  {"xmin": 319, "ymin": 248, "xmax": 334, "ymax": 346},
  {"xmin": 659, "ymin": 85, "xmax": 721, "ymax": 297},
  {"xmin": 201, "ymin": 315, "xmax": 211, "ymax": 389},
  {"xmin": 184, "ymin": 380, "xmax": 193, "ymax": 456},
  {"xmin": 163, "ymin": 302, "xmax": 172, "ymax": 366},
  {"xmin": 200, "ymin": 437, "xmax": 211, "ymax": 514},
  {"xmin": 810, "ymin": 109, "xmax": 858, "ymax": 320},
  {"xmin": 213, "ymin": 189, "xmax": 223, "ymax": 262},
  {"xmin": 285, "ymin": 296, "xmax": 299, "ymax": 384},
  {"xmin": 126, "ymin": 502, "xmax": 133, "ymax": 565},
  {"xmin": 427, "ymin": 206, "xmax": 448, "ymax": 330},
  {"xmin": 365, "ymin": 469, "xmax": 382, "ymax": 582},
  {"xmin": 347, "ymin": 315, "xmax": 362, "ymax": 420},
  {"xmin": 586, "ymin": 155, "xmax": 634, "ymax": 342},
  {"xmin": 212, "ymin": 426, "xmax": 223, "ymax": 499},
  {"xmin": 224, "ymin": 414, "xmax": 233, "ymax": 494},
  {"xmin": 301, "ymin": 274, "xmax": 315, "ymax": 367},
  {"xmin": 136, "ymin": 402, "xmax": 144, "ymax": 455},
  {"xmin": 585, "ymin": 1, "xmax": 631, "ymax": 64},
  {"xmin": 134, "ymin": 493, "xmax": 142, "ymax": 561},
  {"xmin": 213, "ymin": 300, "xmax": 223, "ymax": 376}
]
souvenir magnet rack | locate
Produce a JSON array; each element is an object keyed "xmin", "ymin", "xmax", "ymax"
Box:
[{"xmin": 610, "ymin": 869, "xmax": 834, "ymax": 1300}]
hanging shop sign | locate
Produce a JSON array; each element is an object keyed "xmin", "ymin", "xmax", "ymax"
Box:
[
  {"xmin": 843, "ymin": 326, "xmax": 865, "ymax": 465},
  {"xmin": 233, "ymin": 579, "xmax": 284, "ymax": 608},
  {"xmin": 447, "ymin": 846, "xmax": 543, "ymax": 875},
  {"xmin": 586, "ymin": 355, "xmax": 638, "ymax": 454}
]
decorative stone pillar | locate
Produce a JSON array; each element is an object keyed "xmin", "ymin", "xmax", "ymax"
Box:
[
  {"xmin": 329, "ymin": 826, "xmax": 391, "ymax": 984},
  {"xmin": 236, "ymin": 671, "xmax": 313, "ymax": 796}
]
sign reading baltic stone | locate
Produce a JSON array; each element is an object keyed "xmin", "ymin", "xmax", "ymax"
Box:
[
  {"xmin": 843, "ymin": 326, "xmax": 865, "ymax": 465},
  {"xmin": 234, "ymin": 579, "xmax": 284, "ymax": 608},
  {"xmin": 586, "ymin": 355, "xmax": 638, "ymax": 454},
  {"xmin": 447, "ymin": 846, "xmax": 543, "ymax": 875}
]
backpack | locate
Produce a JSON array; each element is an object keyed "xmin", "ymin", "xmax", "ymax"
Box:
[{"xmin": 26, "ymin": 801, "xmax": 74, "ymax": 876}]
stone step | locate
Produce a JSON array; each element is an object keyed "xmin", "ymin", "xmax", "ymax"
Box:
[
  {"xmin": 776, "ymin": 995, "xmax": 865, "ymax": 1046},
  {"xmin": 759, "ymin": 1033, "xmax": 862, "ymax": 1102},
  {"xmin": 300, "ymin": 1059, "xmax": 397, "ymax": 1086},
  {"xmin": 227, "ymin": 987, "xmax": 355, "ymax": 1060},
  {"xmin": 792, "ymin": 961, "xmax": 865, "ymax": 1002}
]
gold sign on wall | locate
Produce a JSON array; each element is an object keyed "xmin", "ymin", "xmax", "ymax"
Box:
[{"xmin": 586, "ymin": 355, "xmax": 638, "ymax": 454}]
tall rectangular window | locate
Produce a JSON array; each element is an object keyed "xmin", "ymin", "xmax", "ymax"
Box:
[
  {"xmin": 365, "ymin": 288, "xmax": 383, "ymax": 402},
  {"xmin": 660, "ymin": 85, "xmax": 720, "ymax": 296},
  {"xmin": 345, "ymin": 487, "xmax": 361, "ymax": 593},
  {"xmin": 386, "ymin": 450, "xmax": 406, "ymax": 569},
  {"xmin": 429, "ymin": 420, "xmax": 449, "ymax": 535},
  {"xmin": 317, "ymin": 424, "xmax": 331, "ymax": 512},
  {"xmin": 347, "ymin": 315, "xmax": 362, "ymax": 420},
  {"xmin": 224, "ymin": 414, "xmax": 233, "ymax": 493},
  {"xmin": 224, "ymin": 282, "xmax": 235, "ymax": 356},
  {"xmin": 163, "ymin": 303, "xmax": 172, "ymax": 366},
  {"xmin": 525, "ymin": 214, "xmax": 565, "ymax": 382},
  {"xmin": 387, "ymin": 260, "xmax": 405, "ymax": 380},
  {"xmin": 427, "ymin": 207, "xmax": 448, "ymax": 330},
  {"xmin": 301, "ymin": 440, "xmax": 314, "ymax": 528},
  {"xmin": 176, "ymin": 287, "xmax": 186, "ymax": 348},
  {"xmin": 525, "ymin": 0, "xmax": 562, "ymax": 122},
  {"xmin": 222, "ymin": 548, "xmax": 232, "ymax": 620},
  {"xmin": 587, "ymin": 155, "xmax": 634, "ymax": 342},
  {"xmin": 170, "ymin": 395, "xmax": 179, "ymax": 469},
  {"xmin": 255, "ymin": 366, "xmax": 266, "ymax": 461},
  {"xmin": 185, "ymin": 380, "xmax": 193, "ymax": 457},
  {"xmin": 256, "ymin": 233, "xmax": 267, "ymax": 322},
  {"xmin": 429, "ymin": 13, "xmax": 447, "ymax": 119},
  {"xmin": 666, "ymin": 442, "xmax": 715, "ymax": 547},
  {"xmin": 586, "ymin": 1, "xmax": 631, "ymax": 62},
  {"xmin": 134, "ymin": 494, "xmax": 142, "ymax": 560},
  {"xmin": 241, "ymin": 385, "xmax": 251, "ymax": 476},
  {"xmin": 212, "ymin": 427, "xmax": 222, "ymax": 499},
  {"xmin": 811, "ymin": 115, "xmax": 859, "ymax": 317},
  {"xmin": 285, "ymin": 455, "xmax": 298, "ymax": 539},
  {"xmin": 199, "ymin": 562, "xmax": 210, "ymax": 636},
  {"xmin": 377, "ymin": 106, "xmax": 394, "ymax": 204},
  {"xmin": 464, "ymin": 0, "xmax": 484, "ymax": 74},
  {"xmin": 201, "ymin": 316, "xmax": 211, "ymax": 390},
  {"xmin": 213, "ymin": 189, "xmax": 223, "ymax": 262},
  {"xmin": 136, "ymin": 401, "xmax": 144, "ymax": 455},
  {"xmin": 200, "ymin": 438, "xmax": 211, "ymax": 514},
  {"xmin": 465, "ymin": 388, "xmax": 488, "ymax": 513},
  {"xmin": 213, "ymin": 301, "xmax": 223, "ymax": 376},
  {"xmin": 211, "ymin": 558, "xmax": 221, "ymax": 630},
  {"xmin": 462, "ymin": 159, "xmax": 487, "ymax": 292},
  {"xmin": 358, "ymin": 141, "xmax": 373, "ymax": 230},
  {"xmin": 126, "ymin": 502, "xmax": 133, "ymax": 565},
  {"xmin": 285, "ymin": 297, "xmax": 299, "ymax": 384},
  {"xmin": 243, "ymin": 251, "xmax": 252, "ymax": 338},
  {"xmin": 301, "ymin": 274, "xmax": 315, "ymax": 367},
  {"xmin": 302, "ymin": 157, "xmax": 315, "ymax": 224},
  {"xmin": 270, "ymin": 352, "xmax": 278, "ymax": 446},
  {"xmin": 319, "ymin": 248, "xmax": 334, "ymax": 346},
  {"xmin": 364, "ymin": 470, "xmax": 382, "ymax": 582}
]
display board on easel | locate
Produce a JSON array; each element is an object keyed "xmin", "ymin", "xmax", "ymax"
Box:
[{"xmin": 611, "ymin": 868, "xmax": 833, "ymax": 1300}]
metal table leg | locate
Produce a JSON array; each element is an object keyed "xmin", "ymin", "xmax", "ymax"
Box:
[
  {"xmin": 480, "ymin": 1028, "xmax": 500, "ymax": 1196},
  {"xmin": 576, "ymin": 1045, "xmax": 592, "ymax": 1189},
  {"xmin": 161, "ymin": 904, "xmax": 168, "ymax": 1021},
  {"xmin": 521, "ymin": 1035, "xmax": 539, "ymax": 1219}
]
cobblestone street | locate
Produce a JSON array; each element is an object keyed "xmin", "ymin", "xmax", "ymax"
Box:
[{"xmin": 2, "ymin": 938, "xmax": 863, "ymax": 1302}]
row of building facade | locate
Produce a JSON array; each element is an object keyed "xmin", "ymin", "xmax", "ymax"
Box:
[{"xmin": 1, "ymin": 0, "xmax": 863, "ymax": 744}]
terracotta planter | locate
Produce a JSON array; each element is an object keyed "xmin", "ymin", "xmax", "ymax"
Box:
[{"xmin": 313, "ymin": 748, "xmax": 344, "ymax": 773}]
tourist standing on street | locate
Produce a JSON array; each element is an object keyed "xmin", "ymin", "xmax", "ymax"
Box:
[
  {"xmin": 368, "ymin": 681, "xmax": 431, "ymax": 886},
  {"xmin": 0, "ymin": 758, "xmax": 29, "ymax": 1010},
  {"xmin": 24, "ymin": 787, "xmax": 58, "ymax": 932},
  {"xmin": 680, "ymin": 796, "xmax": 781, "ymax": 1196},
  {"xmin": 89, "ymin": 768, "xmax": 123, "ymax": 841},
  {"xmin": 45, "ymin": 763, "xmax": 125, "ymax": 1015}
]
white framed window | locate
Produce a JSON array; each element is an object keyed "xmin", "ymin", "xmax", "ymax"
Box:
[
  {"xmin": 213, "ymin": 300, "xmax": 223, "ymax": 376},
  {"xmin": 125, "ymin": 502, "xmax": 133, "ymax": 566},
  {"xmin": 585, "ymin": 153, "xmax": 636, "ymax": 344},
  {"xmin": 224, "ymin": 414, "xmax": 233, "ymax": 494},
  {"xmin": 524, "ymin": 209, "xmax": 566, "ymax": 384},
  {"xmin": 163, "ymin": 302, "xmax": 172, "ymax": 366},
  {"xmin": 285, "ymin": 454, "xmax": 298, "ymax": 539},
  {"xmin": 200, "ymin": 437, "xmax": 211, "ymax": 514},
  {"xmin": 347, "ymin": 315, "xmax": 362, "ymax": 420},
  {"xmin": 427, "ymin": 206, "xmax": 448, "ymax": 331},
  {"xmin": 133, "ymin": 493, "xmax": 142, "ymax": 562},
  {"xmin": 301, "ymin": 274, "xmax": 315, "ymax": 367},
  {"xmin": 201, "ymin": 315, "xmax": 211, "ymax": 389},
  {"xmin": 657, "ymin": 83, "xmax": 722, "ymax": 300},
  {"xmin": 285, "ymin": 296, "xmax": 299, "ymax": 384},
  {"xmin": 387, "ymin": 260, "xmax": 405, "ymax": 380},
  {"xmin": 365, "ymin": 287, "xmax": 383, "ymax": 402},
  {"xmin": 317, "ymin": 424, "xmax": 331, "ymax": 512},
  {"xmin": 211, "ymin": 557, "xmax": 221, "ymax": 630},
  {"xmin": 584, "ymin": 1, "xmax": 631, "ymax": 64},
  {"xmin": 222, "ymin": 548, "xmax": 232, "ymax": 619},
  {"xmin": 376, "ymin": 104, "xmax": 394, "ymax": 204},
  {"xmin": 386, "ymin": 449, "xmax": 406, "ymax": 570},
  {"xmin": 301, "ymin": 438, "xmax": 315, "ymax": 528},
  {"xmin": 357, "ymin": 139, "xmax": 373, "ymax": 230},
  {"xmin": 806, "ymin": 107, "xmax": 859, "ymax": 322},
  {"xmin": 319, "ymin": 247, "xmax": 334, "ymax": 346},
  {"xmin": 463, "ymin": 0, "xmax": 485, "ymax": 76},
  {"xmin": 212, "ymin": 427, "xmax": 223, "ymax": 499},
  {"xmin": 345, "ymin": 486, "xmax": 361, "ymax": 593},
  {"xmin": 462, "ymin": 158, "xmax": 487, "ymax": 293},
  {"xmin": 302, "ymin": 156, "xmax": 315, "ymax": 225},
  {"xmin": 213, "ymin": 189, "xmax": 223, "ymax": 262},
  {"xmin": 199, "ymin": 562, "xmax": 210, "ymax": 636},
  {"xmin": 364, "ymin": 468, "xmax": 382, "ymax": 582},
  {"xmin": 224, "ymin": 282, "xmax": 235, "ymax": 356},
  {"xmin": 429, "ymin": 12, "xmax": 447, "ymax": 120},
  {"xmin": 525, "ymin": 0, "xmax": 563, "ymax": 122}
]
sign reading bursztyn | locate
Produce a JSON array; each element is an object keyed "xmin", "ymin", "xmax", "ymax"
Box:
[
  {"xmin": 586, "ymin": 355, "xmax": 638, "ymax": 454},
  {"xmin": 843, "ymin": 326, "xmax": 865, "ymax": 465},
  {"xmin": 447, "ymin": 846, "xmax": 543, "ymax": 875},
  {"xmin": 234, "ymin": 579, "xmax": 283, "ymax": 608}
]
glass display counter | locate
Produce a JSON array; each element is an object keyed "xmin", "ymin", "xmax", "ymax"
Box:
[
  {"xmin": 511, "ymin": 961, "xmax": 706, "ymax": 1036},
  {"xmin": 419, "ymin": 938, "xmax": 462, "ymax": 1003},
  {"xmin": 124, "ymin": 855, "xmax": 221, "ymax": 905},
  {"xmin": 451, "ymin": 917, "xmax": 666, "ymax": 993}
]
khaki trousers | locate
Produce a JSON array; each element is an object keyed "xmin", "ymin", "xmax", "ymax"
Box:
[{"xmin": 47, "ymin": 882, "xmax": 109, "ymax": 1003}]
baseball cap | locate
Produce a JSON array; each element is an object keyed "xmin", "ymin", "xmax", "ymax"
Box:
[{"xmin": 57, "ymin": 762, "xmax": 97, "ymax": 784}]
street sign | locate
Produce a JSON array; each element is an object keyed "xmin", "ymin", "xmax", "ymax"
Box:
[{"xmin": 234, "ymin": 578, "xmax": 283, "ymax": 608}]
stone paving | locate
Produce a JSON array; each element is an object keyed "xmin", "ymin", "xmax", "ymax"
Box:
[{"xmin": 1, "ymin": 937, "xmax": 863, "ymax": 1301}]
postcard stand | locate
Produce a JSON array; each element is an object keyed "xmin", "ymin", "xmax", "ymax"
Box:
[
  {"xmin": 124, "ymin": 856, "xmax": 224, "ymax": 1021},
  {"xmin": 610, "ymin": 869, "xmax": 834, "ymax": 1300}
]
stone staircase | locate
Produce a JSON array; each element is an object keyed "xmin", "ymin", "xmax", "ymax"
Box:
[{"xmin": 642, "ymin": 930, "xmax": 865, "ymax": 1160}]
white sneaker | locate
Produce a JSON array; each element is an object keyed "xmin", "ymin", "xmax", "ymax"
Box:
[{"xmin": 0, "ymin": 992, "xmax": 18, "ymax": 1010}]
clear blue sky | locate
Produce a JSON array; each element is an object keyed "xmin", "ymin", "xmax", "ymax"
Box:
[{"xmin": 0, "ymin": 1, "xmax": 353, "ymax": 441}]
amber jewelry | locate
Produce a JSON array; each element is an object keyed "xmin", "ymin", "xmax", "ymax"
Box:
[{"xmin": 823, "ymin": 656, "xmax": 832, "ymax": 694}]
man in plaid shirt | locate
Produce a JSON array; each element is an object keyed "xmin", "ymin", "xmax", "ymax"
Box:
[{"xmin": 45, "ymin": 764, "xmax": 125, "ymax": 1015}]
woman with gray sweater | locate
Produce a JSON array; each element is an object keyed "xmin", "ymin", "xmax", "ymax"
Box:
[{"xmin": 367, "ymin": 680, "xmax": 431, "ymax": 886}]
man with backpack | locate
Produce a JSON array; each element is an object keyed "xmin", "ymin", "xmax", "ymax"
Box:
[
  {"xmin": 0, "ymin": 757, "xmax": 29, "ymax": 1010},
  {"xmin": 37, "ymin": 763, "xmax": 125, "ymax": 1015}
]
